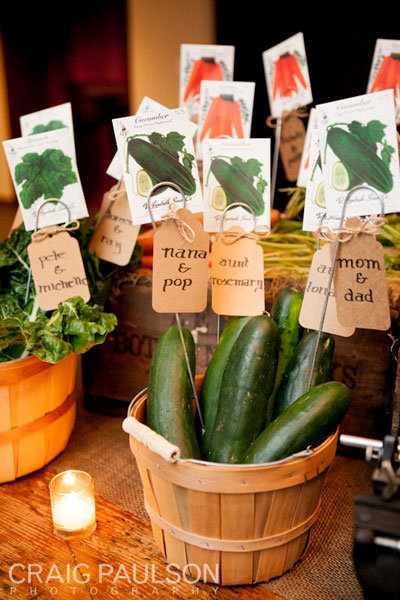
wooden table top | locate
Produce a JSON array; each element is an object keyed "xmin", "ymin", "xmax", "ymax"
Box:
[{"xmin": 0, "ymin": 467, "xmax": 282, "ymax": 600}]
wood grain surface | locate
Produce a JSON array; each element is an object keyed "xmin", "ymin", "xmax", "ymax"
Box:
[{"xmin": 0, "ymin": 468, "xmax": 283, "ymax": 600}]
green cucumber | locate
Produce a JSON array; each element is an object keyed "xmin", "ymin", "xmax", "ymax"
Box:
[
  {"xmin": 269, "ymin": 287, "xmax": 304, "ymax": 423},
  {"xmin": 199, "ymin": 316, "xmax": 250, "ymax": 457},
  {"xmin": 210, "ymin": 158, "xmax": 264, "ymax": 216},
  {"xmin": 273, "ymin": 330, "xmax": 334, "ymax": 418},
  {"xmin": 243, "ymin": 381, "xmax": 351, "ymax": 463},
  {"xmin": 207, "ymin": 315, "xmax": 280, "ymax": 464},
  {"xmin": 146, "ymin": 326, "xmax": 200, "ymax": 459}
]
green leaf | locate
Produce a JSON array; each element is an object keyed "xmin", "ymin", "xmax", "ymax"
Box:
[
  {"xmin": 0, "ymin": 318, "xmax": 28, "ymax": 362},
  {"xmin": 231, "ymin": 156, "xmax": 263, "ymax": 181},
  {"xmin": 148, "ymin": 131, "xmax": 185, "ymax": 161},
  {"xmin": 182, "ymin": 147, "xmax": 195, "ymax": 172},
  {"xmin": 348, "ymin": 119, "xmax": 387, "ymax": 152},
  {"xmin": 30, "ymin": 120, "xmax": 67, "ymax": 135},
  {"xmin": 14, "ymin": 149, "xmax": 78, "ymax": 209},
  {"xmin": 256, "ymin": 176, "xmax": 268, "ymax": 198},
  {"xmin": 381, "ymin": 140, "xmax": 396, "ymax": 168}
]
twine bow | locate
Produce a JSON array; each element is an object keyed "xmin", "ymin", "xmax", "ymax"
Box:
[
  {"xmin": 266, "ymin": 106, "xmax": 309, "ymax": 129},
  {"xmin": 221, "ymin": 227, "xmax": 270, "ymax": 245},
  {"xmin": 162, "ymin": 202, "xmax": 196, "ymax": 244},
  {"xmin": 32, "ymin": 220, "xmax": 80, "ymax": 243},
  {"xmin": 317, "ymin": 215, "xmax": 386, "ymax": 244}
]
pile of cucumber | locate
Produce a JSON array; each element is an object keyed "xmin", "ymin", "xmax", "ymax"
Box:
[{"xmin": 146, "ymin": 287, "xmax": 351, "ymax": 464}]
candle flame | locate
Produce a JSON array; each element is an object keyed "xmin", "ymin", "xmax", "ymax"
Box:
[{"xmin": 63, "ymin": 471, "xmax": 75, "ymax": 486}]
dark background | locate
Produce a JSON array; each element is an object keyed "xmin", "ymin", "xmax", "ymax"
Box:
[{"xmin": 2, "ymin": 2, "xmax": 400, "ymax": 210}]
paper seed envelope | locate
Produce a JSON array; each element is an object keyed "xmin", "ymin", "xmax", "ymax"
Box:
[
  {"xmin": 203, "ymin": 138, "xmax": 270, "ymax": 232},
  {"xmin": 20, "ymin": 102, "xmax": 74, "ymax": 148},
  {"xmin": 316, "ymin": 90, "xmax": 400, "ymax": 219},
  {"xmin": 367, "ymin": 39, "xmax": 400, "ymax": 122},
  {"xmin": 180, "ymin": 44, "xmax": 235, "ymax": 118},
  {"xmin": 112, "ymin": 108, "xmax": 203, "ymax": 225},
  {"xmin": 3, "ymin": 127, "xmax": 87, "ymax": 231},
  {"xmin": 297, "ymin": 108, "xmax": 317, "ymax": 188},
  {"xmin": 107, "ymin": 97, "xmax": 197, "ymax": 181},
  {"xmin": 262, "ymin": 32, "xmax": 312, "ymax": 117},
  {"xmin": 196, "ymin": 80, "xmax": 255, "ymax": 160}
]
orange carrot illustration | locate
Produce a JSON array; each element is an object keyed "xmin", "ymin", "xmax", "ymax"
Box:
[
  {"xmin": 199, "ymin": 95, "xmax": 244, "ymax": 141},
  {"xmin": 183, "ymin": 58, "xmax": 224, "ymax": 102},
  {"xmin": 370, "ymin": 53, "xmax": 400, "ymax": 96},
  {"xmin": 272, "ymin": 53, "xmax": 307, "ymax": 100}
]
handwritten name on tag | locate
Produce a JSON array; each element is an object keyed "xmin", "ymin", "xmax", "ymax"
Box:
[
  {"xmin": 332, "ymin": 218, "xmax": 390, "ymax": 331},
  {"xmin": 280, "ymin": 116, "xmax": 306, "ymax": 182},
  {"xmin": 299, "ymin": 244, "xmax": 355, "ymax": 337},
  {"xmin": 152, "ymin": 208, "xmax": 209, "ymax": 313},
  {"xmin": 89, "ymin": 184, "xmax": 140, "ymax": 266},
  {"xmin": 211, "ymin": 226, "xmax": 264, "ymax": 316},
  {"xmin": 28, "ymin": 228, "xmax": 90, "ymax": 311}
]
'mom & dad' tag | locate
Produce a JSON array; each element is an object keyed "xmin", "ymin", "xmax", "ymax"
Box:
[
  {"xmin": 299, "ymin": 244, "xmax": 355, "ymax": 337},
  {"xmin": 332, "ymin": 217, "xmax": 390, "ymax": 331},
  {"xmin": 28, "ymin": 226, "xmax": 90, "ymax": 311},
  {"xmin": 212, "ymin": 226, "xmax": 264, "ymax": 316},
  {"xmin": 152, "ymin": 208, "xmax": 209, "ymax": 313},
  {"xmin": 279, "ymin": 115, "xmax": 306, "ymax": 182},
  {"xmin": 89, "ymin": 183, "xmax": 140, "ymax": 266}
]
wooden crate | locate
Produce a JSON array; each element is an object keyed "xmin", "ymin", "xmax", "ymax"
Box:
[
  {"xmin": 0, "ymin": 352, "xmax": 77, "ymax": 483},
  {"xmin": 124, "ymin": 376, "xmax": 338, "ymax": 586}
]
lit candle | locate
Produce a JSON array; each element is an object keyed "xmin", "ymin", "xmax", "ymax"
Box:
[{"xmin": 49, "ymin": 470, "xmax": 96, "ymax": 540}]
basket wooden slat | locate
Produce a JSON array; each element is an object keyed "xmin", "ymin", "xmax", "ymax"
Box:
[{"xmin": 126, "ymin": 375, "xmax": 339, "ymax": 585}]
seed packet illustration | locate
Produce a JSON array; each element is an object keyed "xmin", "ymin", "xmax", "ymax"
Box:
[
  {"xmin": 303, "ymin": 128, "xmax": 340, "ymax": 232},
  {"xmin": 180, "ymin": 44, "xmax": 235, "ymax": 119},
  {"xmin": 112, "ymin": 108, "xmax": 203, "ymax": 225},
  {"xmin": 262, "ymin": 32, "xmax": 312, "ymax": 117},
  {"xmin": 107, "ymin": 97, "xmax": 197, "ymax": 181},
  {"xmin": 20, "ymin": 102, "xmax": 75, "ymax": 158},
  {"xmin": 203, "ymin": 138, "xmax": 270, "ymax": 232},
  {"xmin": 316, "ymin": 90, "xmax": 400, "ymax": 219},
  {"xmin": 297, "ymin": 108, "xmax": 317, "ymax": 188},
  {"xmin": 3, "ymin": 127, "xmax": 88, "ymax": 231},
  {"xmin": 196, "ymin": 80, "xmax": 255, "ymax": 160},
  {"xmin": 367, "ymin": 39, "xmax": 400, "ymax": 122}
]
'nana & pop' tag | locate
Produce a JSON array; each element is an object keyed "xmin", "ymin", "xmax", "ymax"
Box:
[
  {"xmin": 152, "ymin": 206, "xmax": 209, "ymax": 313},
  {"xmin": 28, "ymin": 222, "xmax": 90, "ymax": 311},
  {"xmin": 332, "ymin": 217, "xmax": 390, "ymax": 331},
  {"xmin": 89, "ymin": 181, "xmax": 140, "ymax": 266},
  {"xmin": 299, "ymin": 243, "xmax": 355, "ymax": 337},
  {"xmin": 212, "ymin": 225, "xmax": 264, "ymax": 316}
]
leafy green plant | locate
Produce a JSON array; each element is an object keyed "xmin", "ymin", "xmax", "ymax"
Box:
[
  {"xmin": 30, "ymin": 120, "xmax": 67, "ymax": 134},
  {"xmin": 0, "ymin": 221, "xmax": 142, "ymax": 364},
  {"xmin": 15, "ymin": 149, "xmax": 78, "ymax": 209}
]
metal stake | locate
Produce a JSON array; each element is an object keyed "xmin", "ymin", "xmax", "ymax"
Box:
[
  {"xmin": 306, "ymin": 186, "xmax": 385, "ymax": 391},
  {"xmin": 146, "ymin": 181, "xmax": 205, "ymax": 430},
  {"xmin": 271, "ymin": 119, "xmax": 281, "ymax": 208}
]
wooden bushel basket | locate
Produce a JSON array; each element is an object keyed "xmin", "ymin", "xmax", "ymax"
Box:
[
  {"xmin": 0, "ymin": 352, "xmax": 77, "ymax": 483},
  {"xmin": 123, "ymin": 375, "xmax": 339, "ymax": 586}
]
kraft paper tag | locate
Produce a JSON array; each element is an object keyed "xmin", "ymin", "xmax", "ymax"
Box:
[
  {"xmin": 299, "ymin": 244, "xmax": 355, "ymax": 337},
  {"xmin": 211, "ymin": 226, "xmax": 264, "ymax": 316},
  {"xmin": 152, "ymin": 208, "xmax": 209, "ymax": 313},
  {"xmin": 89, "ymin": 185, "xmax": 140, "ymax": 266},
  {"xmin": 279, "ymin": 116, "xmax": 306, "ymax": 182},
  {"xmin": 332, "ymin": 218, "xmax": 390, "ymax": 331},
  {"xmin": 28, "ymin": 230, "xmax": 90, "ymax": 311}
]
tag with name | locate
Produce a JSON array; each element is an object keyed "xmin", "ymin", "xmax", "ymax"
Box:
[
  {"xmin": 89, "ymin": 184, "xmax": 140, "ymax": 266},
  {"xmin": 279, "ymin": 115, "xmax": 306, "ymax": 182},
  {"xmin": 332, "ymin": 218, "xmax": 390, "ymax": 330},
  {"xmin": 28, "ymin": 229, "xmax": 90, "ymax": 311},
  {"xmin": 212, "ymin": 226, "xmax": 264, "ymax": 316},
  {"xmin": 152, "ymin": 208, "xmax": 209, "ymax": 313},
  {"xmin": 299, "ymin": 244, "xmax": 355, "ymax": 337}
]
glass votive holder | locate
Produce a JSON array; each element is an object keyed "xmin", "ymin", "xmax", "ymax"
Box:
[{"xmin": 49, "ymin": 470, "xmax": 96, "ymax": 540}]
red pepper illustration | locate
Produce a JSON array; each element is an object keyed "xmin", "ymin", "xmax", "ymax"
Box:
[
  {"xmin": 183, "ymin": 57, "xmax": 224, "ymax": 102},
  {"xmin": 199, "ymin": 95, "xmax": 245, "ymax": 141},
  {"xmin": 272, "ymin": 52, "xmax": 307, "ymax": 100},
  {"xmin": 370, "ymin": 53, "xmax": 400, "ymax": 97}
]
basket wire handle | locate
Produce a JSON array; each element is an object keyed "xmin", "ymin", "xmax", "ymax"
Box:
[
  {"xmin": 25, "ymin": 199, "xmax": 73, "ymax": 305},
  {"xmin": 216, "ymin": 202, "xmax": 257, "ymax": 344},
  {"xmin": 146, "ymin": 182, "xmax": 205, "ymax": 431},
  {"xmin": 306, "ymin": 185, "xmax": 384, "ymax": 391}
]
